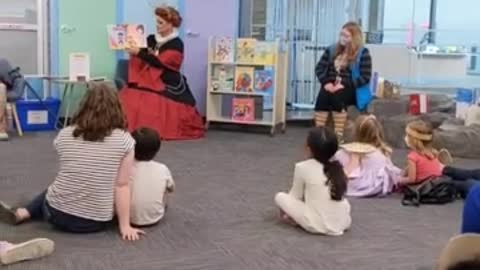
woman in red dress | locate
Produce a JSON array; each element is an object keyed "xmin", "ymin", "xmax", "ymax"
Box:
[{"xmin": 120, "ymin": 6, "xmax": 204, "ymax": 140}]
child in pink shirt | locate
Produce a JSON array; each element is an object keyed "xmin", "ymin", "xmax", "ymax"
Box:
[
  {"xmin": 401, "ymin": 120, "xmax": 480, "ymax": 197},
  {"xmin": 406, "ymin": 150, "xmax": 443, "ymax": 183}
]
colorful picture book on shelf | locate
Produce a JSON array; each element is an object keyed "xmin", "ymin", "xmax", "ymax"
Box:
[
  {"xmin": 232, "ymin": 97, "xmax": 255, "ymax": 122},
  {"xmin": 254, "ymin": 70, "xmax": 274, "ymax": 109},
  {"xmin": 236, "ymin": 38, "xmax": 257, "ymax": 63},
  {"xmin": 214, "ymin": 37, "xmax": 234, "ymax": 63},
  {"xmin": 211, "ymin": 65, "xmax": 235, "ymax": 91},
  {"xmin": 222, "ymin": 96, "xmax": 264, "ymax": 120},
  {"xmin": 235, "ymin": 67, "xmax": 254, "ymax": 92},
  {"xmin": 254, "ymin": 41, "xmax": 276, "ymax": 65},
  {"xmin": 107, "ymin": 24, "xmax": 146, "ymax": 50}
]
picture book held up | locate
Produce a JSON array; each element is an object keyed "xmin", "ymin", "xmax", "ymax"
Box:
[
  {"xmin": 213, "ymin": 37, "xmax": 234, "ymax": 63},
  {"xmin": 107, "ymin": 24, "xmax": 147, "ymax": 50},
  {"xmin": 235, "ymin": 67, "xmax": 254, "ymax": 92},
  {"xmin": 232, "ymin": 98, "xmax": 255, "ymax": 122}
]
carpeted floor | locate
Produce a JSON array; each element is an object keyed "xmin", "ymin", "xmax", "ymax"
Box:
[{"xmin": 0, "ymin": 127, "xmax": 477, "ymax": 270}]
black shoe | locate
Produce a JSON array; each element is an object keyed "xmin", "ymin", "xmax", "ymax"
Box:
[{"xmin": 0, "ymin": 201, "xmax": 17, "ymax": 225}]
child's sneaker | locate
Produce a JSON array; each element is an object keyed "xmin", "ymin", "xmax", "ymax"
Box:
[
  {"xmin": 438, "ymin": 149, "xmax": 453, "ymax": 165},
  {"xmin": 0, "ymin": 132, "xmax": 8, "ymax": 141},
  {"xmin": 0, "ymin": 238, "xmax": 54, "ymax": 265}
]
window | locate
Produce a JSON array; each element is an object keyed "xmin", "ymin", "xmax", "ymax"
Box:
[
  {"xmin": 251, "ymin": 0, "xmax": 267, "ymax": 40},
  {"xmin": 0, "ymin": 0, "xmax": 47, "ymax": 75},
  {"xmin": 435, "ymin": 0, "xmax": 480, "ymax": 73},
  {"xmin": 435, "ymin": 0, "xmax": 480, "ymax": 46},
  {"xmin": 382, "ymin": 0, "xmax": 431, "ymax": 45}
]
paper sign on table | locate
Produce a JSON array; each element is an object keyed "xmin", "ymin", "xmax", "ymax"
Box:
[{"xmin": 69, "ymin": 53, "xmax": 90, "ymax": 81}]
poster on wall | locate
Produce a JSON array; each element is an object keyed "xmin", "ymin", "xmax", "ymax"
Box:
[
  {"xmin": 69, "ymin": 53, "xmax": 90, "ymax": 81},
  {"xmin": 107, "ymin": 24, "xmax": 147, "ymax": 50}
]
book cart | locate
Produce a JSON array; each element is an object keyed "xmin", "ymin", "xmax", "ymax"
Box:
[{"xmin": 206, "ymin": 37, "xmax": 288, "ymax": 136}]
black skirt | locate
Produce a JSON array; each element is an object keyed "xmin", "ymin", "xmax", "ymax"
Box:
[{"xmin": 315, "ymin": 84, "xmax": 356, "ymax": 112}]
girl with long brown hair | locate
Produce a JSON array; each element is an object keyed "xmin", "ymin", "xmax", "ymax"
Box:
[
  {"xmin": 314, "ymin": 21, "xmax": 372, "ymax": 141},
  {"xmin": 0, "ymin": 83, "xmax": 144, "ymax": 241}
]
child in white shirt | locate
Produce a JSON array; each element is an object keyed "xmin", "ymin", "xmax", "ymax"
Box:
[
  {"xmin": 274, "ymin": 127, "xmax": 351, "ymax": 236},
  {"xmin": 130, "ymin": 128, "xmax": 175, "ymax": 227}
]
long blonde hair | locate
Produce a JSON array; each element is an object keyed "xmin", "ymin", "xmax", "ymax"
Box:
[
  {"xmin": 405, "ymin": 120, "xmax": 438, "ymax": 160},
  {"xmin": 335, "ymin": 21, "xmax": 364, "ymax": 64},
  {"xmin": 354, "ymin": 115, "xmax": 392, "ymax": 157}
]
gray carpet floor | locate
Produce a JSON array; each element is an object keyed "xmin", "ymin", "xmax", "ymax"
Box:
[{"xmin": 1, "ymin": 127, "xmax": 478, "ymax": 270}]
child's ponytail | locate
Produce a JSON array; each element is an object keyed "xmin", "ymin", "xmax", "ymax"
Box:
[
  {"xmin": 308, "ymin": 127, "xmax": 348, "ymax": 201},
  {"xmin": 323, "ymin": 160, "xmax": 348, "ymax": 201}
]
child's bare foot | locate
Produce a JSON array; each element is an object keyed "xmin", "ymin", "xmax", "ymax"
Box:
[{"xmin": 279, "ymin": 210, "xmax": 297, "ymax": 226}]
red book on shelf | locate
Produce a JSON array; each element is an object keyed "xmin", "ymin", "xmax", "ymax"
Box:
[{"xmin": 409, "ymin": 94, "xmax": 428, "ymax": 115}]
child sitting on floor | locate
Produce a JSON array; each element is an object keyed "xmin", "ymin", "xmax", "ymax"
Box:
[
  {"xmin": 335, "ymin": 115, "xmax": 402, "ymax": 197},
  {"xmin": 130, "ymin": 127, "xmax": 175, "ymax": 227},
  {"xmin": 274, "ymin": 127, "xmax": 351, "ymax": 236},
  {"xmin": 401, "ymin": 120, "xmax": 480, "ymax": 197}
]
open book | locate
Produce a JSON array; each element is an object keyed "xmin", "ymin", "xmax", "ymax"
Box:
[{"xmin": 107, "ymin": 24, "xmax": 147, "ymax": 50}]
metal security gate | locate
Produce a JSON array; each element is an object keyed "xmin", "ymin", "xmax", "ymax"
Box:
[{"xmin": 261, "ymin": 0, "xmax": 362, "ymax": 119}]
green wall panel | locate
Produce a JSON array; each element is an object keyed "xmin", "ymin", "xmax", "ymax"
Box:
[{"xmin": 57, "ymin": 0, "xmax": 117, "ymax": 117}]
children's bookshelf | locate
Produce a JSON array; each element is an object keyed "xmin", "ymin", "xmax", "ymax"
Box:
[{"xmin": 206, "ymin": 37, "xmax": 288, "ymax": 136}]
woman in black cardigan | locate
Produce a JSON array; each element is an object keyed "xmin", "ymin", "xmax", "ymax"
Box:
[{"xmin": 314, "ymin": 22, "xmax": 372, "ymax": 141}]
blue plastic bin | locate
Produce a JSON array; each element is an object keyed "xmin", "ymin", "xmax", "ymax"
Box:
[
  {"xmin": 15, "ymin": 98, "xmax": 61, "ymax": 132},
  {"xmin": 456, "ymin": 88, "xmax": 475, "ymax": 103}
]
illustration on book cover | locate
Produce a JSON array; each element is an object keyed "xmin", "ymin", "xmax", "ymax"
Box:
[
  {"xmin": 236, "ymin": 38, "xmax": 256, "ymax": 63},
  {"xmin": 107, "ymin": 24, "xmax": 147, "ymax": 50},
  {"xmin": 232, "ymin": 98, "xmax": 255, "ymax": 121},
  {"xmin": 235, "ymin": 67, "xmax": 254, "ymax": 92},
  {"xmin": 211, "ymin": 65, "xmax": 235, "ymax": 91},
  {"xmin": 254, "ymin": 70, "xmax": 274, "ymax": 109},
  {"xmin": 214, "ymin": 37, "xmax": 234, "ymax": 63}
]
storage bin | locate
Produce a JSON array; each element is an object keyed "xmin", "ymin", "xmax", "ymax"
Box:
[{"xmin": 15, "ymin": 98, "xmax": 60, "ymax": 131}]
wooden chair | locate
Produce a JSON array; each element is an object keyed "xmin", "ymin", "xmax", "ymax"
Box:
[{"xmin": 6, "ymin": 102, "xmax": 22, "ymax": 136}]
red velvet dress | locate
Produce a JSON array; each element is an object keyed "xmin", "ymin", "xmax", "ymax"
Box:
[{"xmin": 119, "ymin": 36, "xmax": 205, "ymax": 140}]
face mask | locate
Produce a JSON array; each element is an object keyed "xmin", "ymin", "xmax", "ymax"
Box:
[{"xmin": 339, "ymin": 37, "xmax": 349, "ymax": 46}]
